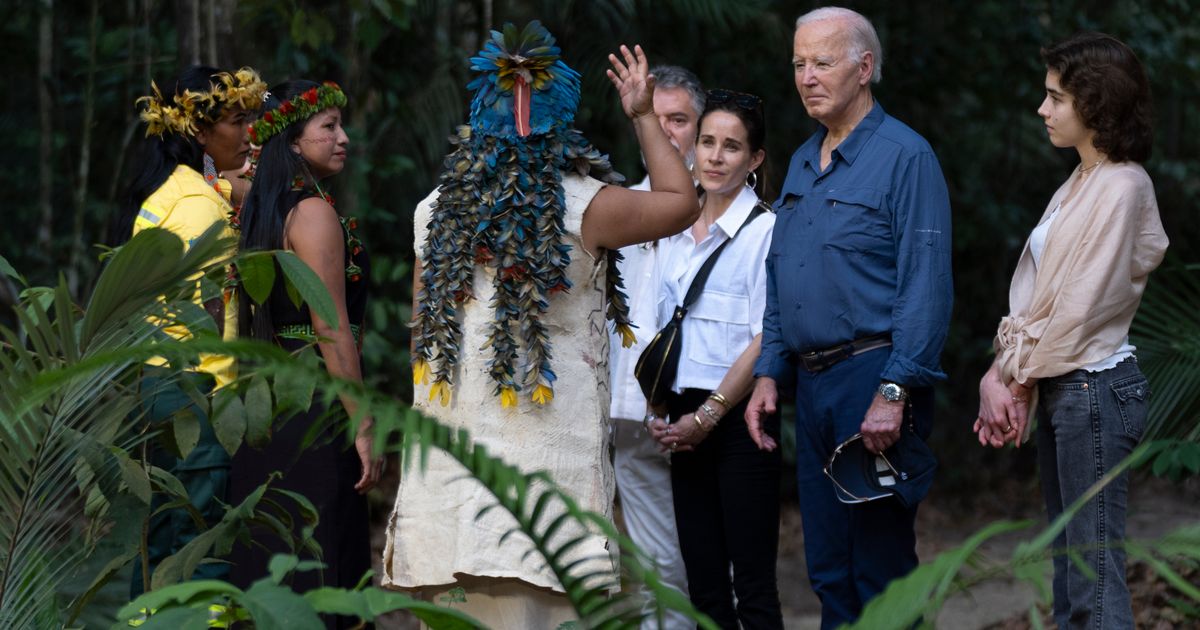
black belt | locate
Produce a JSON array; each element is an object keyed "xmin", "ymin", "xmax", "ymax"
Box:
[{"xmin": 797, "ymin": 333, "xmax": 892, "ymax": 373}]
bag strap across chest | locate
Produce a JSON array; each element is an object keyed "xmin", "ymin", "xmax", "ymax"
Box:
[{"xmin": 672, "ymin": 201, "xmax": 770, "ymax": 321}]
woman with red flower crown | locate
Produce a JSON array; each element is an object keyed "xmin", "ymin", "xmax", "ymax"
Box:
[{"xmin": 228, "ymin": 79, "xmax": 383, "ymax": 629}]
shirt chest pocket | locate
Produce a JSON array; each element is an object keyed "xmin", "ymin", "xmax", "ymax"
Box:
[
  {"xmin": 686, "ymin": 290, "xmax": 751, "ymax": 368},
  {"xmin": 823, "ymin": 187, "xmax": 892, "ymax": 255}
]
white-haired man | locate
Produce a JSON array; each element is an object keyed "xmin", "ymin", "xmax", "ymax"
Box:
[
  {"xmin": 609, "ymin": 64, "xmax": 703, "ymax": 629},
  {"xmin": 745, "ymin": 7, "xmax": 953, "ymax": 628}
]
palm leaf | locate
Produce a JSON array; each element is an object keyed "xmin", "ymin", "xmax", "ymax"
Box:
[
  {"xmin": 846, "ymin": 443, "xmax": 1200, "ymax": 630},
  {"xmin": 1131, "ymin": 263, "xmax": 1200, "ymax": 441},
  {"xmin": 132, "ymin": 349, "xmax": 716, "ymax": 627},
  {"xmin": 4, "ymin": 222, "xmax": 712, "ymax": 626},
  {"xmin": 0, "ymin": 226, "xmax": 231, "ymax": 627}
]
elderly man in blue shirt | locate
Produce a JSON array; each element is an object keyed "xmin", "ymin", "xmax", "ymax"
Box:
[{"xmin": 744, "ymin": 6, "xmax": 952, "ymax": 629}]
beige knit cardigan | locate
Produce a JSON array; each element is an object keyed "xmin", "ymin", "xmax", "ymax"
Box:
[{"xmin": 994, "ymin": 161, "xmax": 1168, "ymax": 387}]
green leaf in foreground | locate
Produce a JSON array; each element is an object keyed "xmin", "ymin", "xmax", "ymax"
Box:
[{"xmin": 275, "ymin": 250, "xmax": 338, "ymax": 330}]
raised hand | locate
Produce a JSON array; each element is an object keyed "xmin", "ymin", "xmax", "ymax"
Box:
[{"xmin": 606, "ymin": 44, "xmax": 655, "ymax": 120}]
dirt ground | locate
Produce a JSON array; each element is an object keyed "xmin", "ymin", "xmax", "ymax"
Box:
[
  {"xmin": 369, "ymin": 472, "xmax": 1200, "ymax": 629},
  {"xmin": 777, "ymin": 474, "xmax": 1200, "ymax": 629}
]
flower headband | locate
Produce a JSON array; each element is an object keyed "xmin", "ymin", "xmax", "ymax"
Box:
[
  {"xmin": 136, "ymin": 67, "xmax": 267, "ymax": 138},
  {"xmin": 249, "ymin": 82, "xmax": 347, "ymax": 145}
]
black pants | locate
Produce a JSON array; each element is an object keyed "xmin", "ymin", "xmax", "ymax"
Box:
[{"xmin": 668, "ymin": 388, "xmax": 783, "ymax": 630}]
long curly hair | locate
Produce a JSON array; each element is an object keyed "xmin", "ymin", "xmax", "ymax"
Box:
[{"xmin": 1042, "ymin": 32, "xmax": 1153, "ymax": 163}]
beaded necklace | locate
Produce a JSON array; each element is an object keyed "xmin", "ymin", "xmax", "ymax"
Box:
[
  {"xmin": 201, "ymin": 153, "xmax": 243, "ymax": 306},
  {"xmin": 290, "ymin": 175, "xmax": 363, "ymax": 282}
]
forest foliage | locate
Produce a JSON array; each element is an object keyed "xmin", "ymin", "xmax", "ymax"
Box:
[{"xmin": 2, "ymin": 0, "xmax": 1199, "ymax": 489}]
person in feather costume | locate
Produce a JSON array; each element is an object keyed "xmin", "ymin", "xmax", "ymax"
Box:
[{"xmin": 384, "ymin": 22, "xmax": 699, "ymax": 625}]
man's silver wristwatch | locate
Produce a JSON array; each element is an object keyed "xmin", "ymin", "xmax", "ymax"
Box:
[{"xmin": 878, "ymin": 381, "xmax": 908, "ymax": 402}]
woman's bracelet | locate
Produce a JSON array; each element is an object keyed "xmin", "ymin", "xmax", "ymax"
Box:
[
  {"xmin": 696, "ymin": 403, "xmax": 721, "ymax": 431},
  {"xmin": 706, "ymin": 391, "xmax": 730, "ymax": 408}
]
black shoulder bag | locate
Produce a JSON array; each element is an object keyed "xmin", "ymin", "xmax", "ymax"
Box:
[{"xmin": 634, "ymin": 202, "xmax": 769, "ymax": 406}]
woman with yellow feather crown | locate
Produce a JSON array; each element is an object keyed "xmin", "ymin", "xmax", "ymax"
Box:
[
  {"xmin": 114, "ymin": 65, "xmax": 266, "ymax": 596},
  {"xmin": 384, "ymin": 22, "xmax": 699, "ymax": 624}
]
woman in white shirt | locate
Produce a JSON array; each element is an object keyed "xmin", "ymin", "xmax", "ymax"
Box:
[
  {"xmin": 974, "ymin": 33, "xmax": 1167, "ymax": 629},
  {"xmin": 646, "ymin": 90, "xmax": 782, "ymax": 629}
]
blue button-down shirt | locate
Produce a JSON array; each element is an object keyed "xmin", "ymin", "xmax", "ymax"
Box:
[{"xmin": 754, "ymin": 103, "xmax": 952, "ymax": 387}]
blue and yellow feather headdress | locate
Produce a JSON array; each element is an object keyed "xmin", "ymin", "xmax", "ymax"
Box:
[
  {"xmin": 411, "ymin": 21, "xmax": 632, "ymax": 409},
  {"xmin": 467, "ymin": 21, "xmax": 581, "ymax": 138}
]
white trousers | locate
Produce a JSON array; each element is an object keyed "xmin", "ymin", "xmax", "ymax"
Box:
[{"xmin": 613, "ymin": 419, "xmax": 692, "ymax": 630}]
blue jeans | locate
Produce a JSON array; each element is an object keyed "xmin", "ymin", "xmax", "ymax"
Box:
[
  {"xmin": 791, "ymin": 347, "xmax": 934, "ymax": 629},
  {"xmin": 1037, "ymin": 357, "xmax": 1147, "ymax": 629}
]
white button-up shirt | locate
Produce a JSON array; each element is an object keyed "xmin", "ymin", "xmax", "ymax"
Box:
[
  {"xmin": 608, "ymin": 177, "xmax": 665, "ymax": 421},
  {"xmin": 655, "ymin": 185, "xmax": 774, "ymax": 393}
]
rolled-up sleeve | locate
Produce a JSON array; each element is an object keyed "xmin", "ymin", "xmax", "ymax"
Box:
[
  {"xmin": 754, "ymin": 221, "xmax": 795, "ymax": 384},
  {"xmin": 880, "ymin": 151, "xmax": 953, "ymax": 386}
]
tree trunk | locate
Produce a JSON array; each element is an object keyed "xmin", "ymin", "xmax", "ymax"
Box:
[
  {"xmin": 212, "ymin": 0, "xmax": 235, "ymax": 68},
  {"xmin": 68, "ymin": 0, "xmax": 99, "ymax": 298},
  {"xmin": 205, "ymin": 0, "xmax": 216, "ymax": 65},
  {"xmin": 36, "ymin": 0, "xmax": 54, "ymax": 256},
  {"xmin": 143, "ymin": 0, "xmax": 152, "ymax": 84},
  {"xmin": 340, "ymin": 8, "xmax": 363, "ymax": 220},
  {"xmin": 104, "ymin": 0, "xmax": 142, "ymax": 210},
  {"xmin": 176, "ymin": 0, "xmax": 200, "ymax": 69}
]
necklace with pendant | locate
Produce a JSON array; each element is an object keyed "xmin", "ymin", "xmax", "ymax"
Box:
[{"xmin": 1079, "ymin": 158, "xmax": 1104, "ymax": 176}]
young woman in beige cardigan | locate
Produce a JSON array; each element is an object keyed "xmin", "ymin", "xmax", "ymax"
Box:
[{"xmin": 972, "ymin": 33, "xmax": 1168, "ymax": 629}]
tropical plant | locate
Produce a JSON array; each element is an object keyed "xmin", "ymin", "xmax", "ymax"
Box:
[
  {"xmin": 1, "ymin": 226, "xmax": 709, "ymax": 628},
  {"xmin": 843, "ymin": 441, "xmax": 1200, "ymax": 629},
  {"xmin": 114, "ymin": 555, "xmax": 482, "ymax": 629},
  {"xmin": 1127, "ymin": 262, "xmax": 1200, "ymax": 480},
  {"xmin": 0, "ymin": 225, "xmax": 235, "ymax": 626},
  {"xmin": 114, "ymin": 334, "xmax": 714, "ymax": 628},
  {"xmin": 1130, "ymin": 263, "xmax": 1200, "ymax": 451}
]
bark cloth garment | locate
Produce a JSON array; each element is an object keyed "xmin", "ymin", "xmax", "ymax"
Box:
[
  {"xmin": 383, "ymin": 173, "xmax": 617, "ymax": 596},
  {"xmin": 230, "ymin": 191, "xmax": 371, "ymax": 612}
]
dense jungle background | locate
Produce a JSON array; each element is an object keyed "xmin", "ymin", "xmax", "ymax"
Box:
[
  {"xmin": 1, "ymin": 0, "xmax": 1199, "ymax": 625},
  {"xmin": 5, "ymin": 0, "xmax": 1198, "ymax": 488}
]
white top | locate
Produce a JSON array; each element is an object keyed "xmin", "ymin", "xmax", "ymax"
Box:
[
  {"xmin": 608, "ymin": 176, "xmax": 662, "ymax": 420},
  {"xmin": 385, "ymin": 173, "xmax": 616, "ymax": 593},
  {"xmin": 1030, "ymin": 201, "xmax": 1134, "ymax": 372},
  {"xmin": 655, "ymin": 185, "xmax": 774, "ymax": 393}
]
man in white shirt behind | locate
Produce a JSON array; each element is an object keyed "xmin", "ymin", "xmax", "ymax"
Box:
[{"xmin": 608, "ymin": 64, "xmax": 704, "ymax": 629}]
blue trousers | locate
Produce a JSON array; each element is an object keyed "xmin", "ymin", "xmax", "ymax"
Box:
[
  {"xmin": 791, "ymin": 347, "xmax": 933, "ymax": 630},
  {"xmin": 1037, "ymin": 357, "xmax": 1145, "ymax": 629}
]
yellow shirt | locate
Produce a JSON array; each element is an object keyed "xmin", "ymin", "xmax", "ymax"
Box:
[{"xmin": 133, "ymin": 165, "xmax": 239, "ymax": 387}]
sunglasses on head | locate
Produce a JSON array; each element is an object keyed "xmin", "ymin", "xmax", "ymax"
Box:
[{"xmin": 706, "ymin": 89, "xmax": 762, "ymax": 110}]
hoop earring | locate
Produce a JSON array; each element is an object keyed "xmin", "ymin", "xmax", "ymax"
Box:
[{"xmin": 746, "ymin": 170, "xmax": 758, "ymax": 190}]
